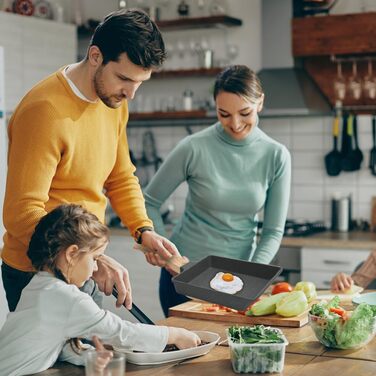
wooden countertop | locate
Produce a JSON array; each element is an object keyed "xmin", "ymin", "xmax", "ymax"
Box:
[
  {"xmin": 281, "ymin": 231, "xmax": 376, "ymax": 250},
  {"xmin": 36, "ymin": 314, "xmax": 376, "ymax": 375}
]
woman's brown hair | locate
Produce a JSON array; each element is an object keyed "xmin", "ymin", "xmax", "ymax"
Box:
[{"xmin": 213, "ymin": 65, "xmax": 264, "ymax": 103}]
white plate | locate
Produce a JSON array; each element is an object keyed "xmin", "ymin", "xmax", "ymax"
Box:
[
  {"xmin": 352, "ymin": 292, "xmax": 376, "ymax": 306},
  {"xmin": 114, "ymin": 330, "xmax": 220, "ymax": 365},
  {"xmin": 316, "ymin": 285, "xmax": 363, "ymax": 301}
]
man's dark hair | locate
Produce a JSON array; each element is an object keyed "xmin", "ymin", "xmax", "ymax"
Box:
[{"xmin": 89, "ymin": 8, "xmax": 166, "ymax": 68}]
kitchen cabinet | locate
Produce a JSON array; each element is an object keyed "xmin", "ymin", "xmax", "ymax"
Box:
[
  {"xmin": 292, "ymin": 12, "xmax": 376, "ymax": 112},
  {"xmin": 272, "ymin": 246, "xmax": 301, "ymax": 285},
  {"xmin": 301, "ymin": 247, "xmax": 370, "ymax": 289}
]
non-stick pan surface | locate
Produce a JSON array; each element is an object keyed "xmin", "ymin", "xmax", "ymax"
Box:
[{"xmin": 172, "ymin": 255, "xmax": 282, "ymax": 311}]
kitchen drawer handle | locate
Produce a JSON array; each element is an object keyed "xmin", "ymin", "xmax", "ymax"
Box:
[{"xmin": 323, "ymin": 260, "xmax": 351, "ymax": 265}]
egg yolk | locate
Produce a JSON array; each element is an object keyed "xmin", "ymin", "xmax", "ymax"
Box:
[{"xmin": 222, "ymin": 273, "xmax": 234, "ymax": 282}]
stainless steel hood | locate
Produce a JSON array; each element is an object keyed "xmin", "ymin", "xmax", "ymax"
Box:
[
  {"xmin": 259, "ymin": 0, "xmax": 332, "ymax": 117},
  {"xmin": 258, "ymin": 67, "xmax": 332, "ymax": 117}
]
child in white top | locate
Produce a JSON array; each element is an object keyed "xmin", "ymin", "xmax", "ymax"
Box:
[{"xmin": 0, "ymin": 204, "xmax": 200, "ymax": 376}]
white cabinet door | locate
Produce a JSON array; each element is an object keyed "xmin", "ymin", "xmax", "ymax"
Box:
[
  {"xmin": 301, "ymin": 247, "xmax": 370, "ymax": 289},
  {"xmin": 301, "ymin": 248, "xmax": 370, "ymax": 273}
]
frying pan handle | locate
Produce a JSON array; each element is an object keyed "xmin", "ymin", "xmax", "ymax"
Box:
[{"xmin": 180, "ymin": 261, "xmax": 197, "ymax": 273}]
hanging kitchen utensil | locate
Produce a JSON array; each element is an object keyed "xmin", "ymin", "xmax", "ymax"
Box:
[
  {"xmin": 341, "ymin": 114, "xmax": 358, "ymax": 171},
  {"xmin": 324, "ymin": 114, "xmax": 342, "ymax": 176},
  {"xmin": 352, "ymin": 115, "xmax": 363, "ymax": 170},
  {"xmin": 369, "ymin": 115, "xmax": 376, "ymax": 176}
]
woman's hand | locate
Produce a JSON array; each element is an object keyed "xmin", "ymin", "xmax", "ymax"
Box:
[
  {"xmin": 331, "ymin": 272, "xmax": 353, "ymax": 292},
  {"xmin": 167, "ymin": 327, "xmax": 201, "ymax": 349},
  {"xmin": 92, "ymin": 254, "xmax": 132, "ymax": 309}
]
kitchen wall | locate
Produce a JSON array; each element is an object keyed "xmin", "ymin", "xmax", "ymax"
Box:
[
  {"xmin": 127, "ymin": 0, "xmax": 376, "ymax": 227},
  {"xmin": 127, "ymin": 115, "xmax": 376, "ymax": 226}
]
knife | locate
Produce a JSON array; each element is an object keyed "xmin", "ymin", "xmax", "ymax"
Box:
[{"xmin": 112, "ymin": 287, "xmax": 155, "ymax": 325}]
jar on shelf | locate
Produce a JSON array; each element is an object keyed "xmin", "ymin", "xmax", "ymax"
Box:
[{"xmin": 183, "ymin": 89, "xmax": 193, "ymax": 111}]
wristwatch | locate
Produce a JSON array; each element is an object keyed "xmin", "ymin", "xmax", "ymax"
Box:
[{"xmin": 135, "ymin": 226, "xmax": 154, "ymax": 244}]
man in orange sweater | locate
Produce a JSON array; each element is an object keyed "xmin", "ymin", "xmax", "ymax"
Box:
[{"xmin": 1, "ymin": 9, "xmax": 180, "ymax": 312}]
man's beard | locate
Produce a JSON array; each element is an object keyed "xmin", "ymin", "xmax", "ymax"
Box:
[{"xmin": 94, "ymin": 68, "xmax": 125, "ymax": 108}]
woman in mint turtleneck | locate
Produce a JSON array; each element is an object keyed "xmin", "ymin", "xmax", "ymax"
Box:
[{"xmin": 144, "ymin": 65, "xmax": 291, "ymax": 316}]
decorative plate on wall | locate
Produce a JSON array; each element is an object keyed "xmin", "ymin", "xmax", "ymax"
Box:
[
  {"xmin": 13, "ymin": 0, "xmax": 34, "ymax": 16},
  {"xmin": 33, "ymin": 0, "xmax": 53, "ymax": 19}
]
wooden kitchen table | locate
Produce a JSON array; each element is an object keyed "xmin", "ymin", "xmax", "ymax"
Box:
[{"xmin": 32, "ymin": 316, "xmax": 376, "ymax": 375}]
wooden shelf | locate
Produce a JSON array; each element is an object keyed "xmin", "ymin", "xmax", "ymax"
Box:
[
  {"xmin": 78, "ymin": 15, "xmax": 242, "ymax": 37},
  {"xmin": 129, "ymin": 110, "xmax": 207, "ymax": 121},
  {"xmin": 156, "ymin": 15, "xmax": 242, "ymax": 31},
  {"xmin": 152, "ymin": 67, "xmax": 222, "ymax": 78},
  {"xmin": 292, "ymin": 12, "xmax": 376, "ymax": 57}
]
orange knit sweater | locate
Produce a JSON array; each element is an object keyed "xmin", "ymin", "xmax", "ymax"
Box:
[{"xmin": 2, "ymin": 69, "xmax": 152, "ymax": 271}]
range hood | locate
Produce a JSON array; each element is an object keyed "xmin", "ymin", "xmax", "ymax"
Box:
[
  {"xmin": 259, "ymin": 0, "xmax": 332, "ymax": 117},
  {"xmin": 258, "ymin": 67, "xmax": 332, "ymax": 117}
]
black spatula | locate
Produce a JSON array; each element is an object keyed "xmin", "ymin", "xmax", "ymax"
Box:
[
  {"xmin": 352, "ymin": 115, "xmax": 363, "ymax": 170},
  {"xmin": 370, "ymin": 115, "xmax": 376, "ymax": 176},
  {"xmin": 325, "ymin": 115, "xmax": 342, "ymax": 176},
  {"xmin": 342, "ymin": 114, "xmax": 358, "ymax": 172}
]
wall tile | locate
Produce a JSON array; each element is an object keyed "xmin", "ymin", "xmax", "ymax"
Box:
[
  {"xmin": 143, "ymin": 114, "xmax": 376, "ymax": 224},
  {"xmin": 293, "ymin": 202, "xmax": 325, "ymax": 221}
]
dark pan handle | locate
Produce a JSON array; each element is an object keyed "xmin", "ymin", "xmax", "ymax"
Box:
[
  {"xmin": 180, "ymin": 261, "xmax": 197, "ymax": 273},
  {"xmin": 112, "ymin": 287, "xmax": 155, "ymax": 325}
]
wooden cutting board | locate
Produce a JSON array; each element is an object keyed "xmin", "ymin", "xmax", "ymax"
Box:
[{"xmin": 169, "ymin": 300, "xmax": 309, "ymax": 328}]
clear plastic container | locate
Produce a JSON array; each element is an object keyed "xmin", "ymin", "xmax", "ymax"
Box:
[{"xmin": 226, "ymin": 328, "xmax": 288, "ymax": 374}]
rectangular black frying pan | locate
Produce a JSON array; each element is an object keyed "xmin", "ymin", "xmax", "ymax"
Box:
[{"xmin": 172, "ymin": 255, "xmax": 282, "ymax": 311}]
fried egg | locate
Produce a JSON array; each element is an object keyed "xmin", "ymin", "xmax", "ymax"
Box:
[{"xmin": 209, "ymin": 272, "xmax": 243, "ymax": 295}]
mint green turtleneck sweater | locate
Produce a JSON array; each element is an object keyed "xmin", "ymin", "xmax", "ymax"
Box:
[{"xmin": 144, "ymin": 122, "xmax": 291, "ymax": 264}]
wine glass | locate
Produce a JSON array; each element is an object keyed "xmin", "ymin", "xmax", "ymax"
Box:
[
  {"xmin": 347, "ymin": 61, "xmax": 362, "ymax": 100},
  {"xmin": 333, "ymin": 61, "xmax": 346, "ymax": 101},
  {"xmin": 363, "ymin": 60, "xmax": 376, "ymax": 100},
  {"xmin": 226, "ymin": 43, "xmax": 239, "ymax": 64}
]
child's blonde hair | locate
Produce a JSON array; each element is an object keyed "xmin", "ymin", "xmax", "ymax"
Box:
[{"xmin": 27, "ymin": 204, "xmax": 109, "ymax": 278}]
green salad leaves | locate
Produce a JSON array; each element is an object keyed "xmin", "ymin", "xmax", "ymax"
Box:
[
  {"xmin": 227, "ymin": 326, "xmax": 287, "ymax": 373},
  {"xmin": 228, "ymin": 325, "xmax": 284, "ymax": 344},
  {"xmin": 309, "ymin": 297, "xmax": 376, "ymax": 349}
]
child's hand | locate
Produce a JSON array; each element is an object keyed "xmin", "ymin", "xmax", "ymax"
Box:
[
  {"xmin": 92, "ymin": 336, "xmax": 113, "ymax": 372},
  {"xmin": 331, "ymin": 272, "xmax": 353, "ymax": 292},
  {"xmin": 167, "ymin": 327, "xmax": 201, "ymax": 349}
]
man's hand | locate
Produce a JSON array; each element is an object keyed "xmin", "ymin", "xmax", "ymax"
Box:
[
  {"xmin": 92, "ymin": 254, "xmax": 132, "ymax": 309},
  {"xmin": 140, "ymin": 231, "xmax": 185, "ymax": 274}
]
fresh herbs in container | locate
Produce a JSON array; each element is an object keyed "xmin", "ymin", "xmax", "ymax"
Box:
[{"xmin": 226, "ymin": 325, "xmax": 288, "ymax": 373}]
